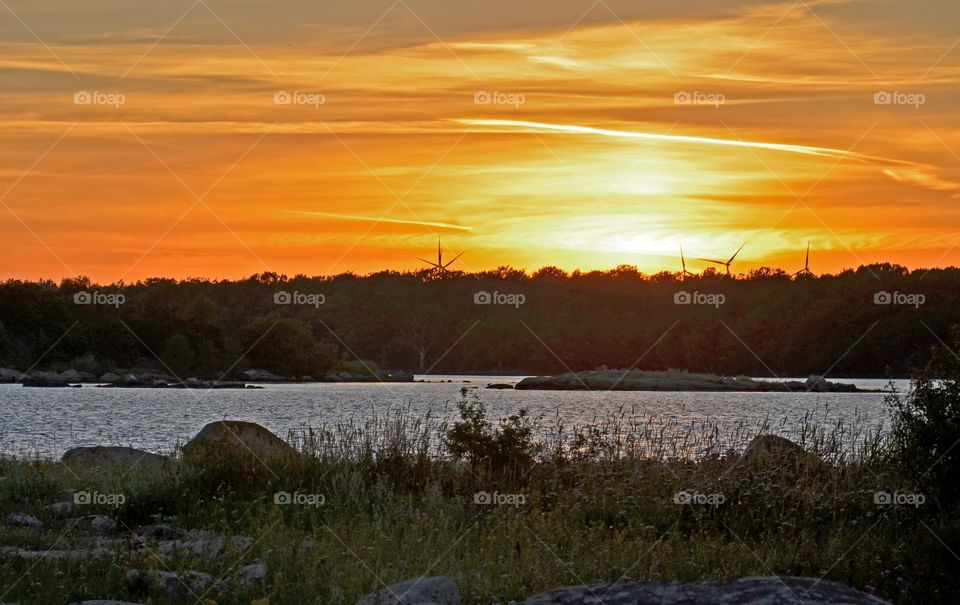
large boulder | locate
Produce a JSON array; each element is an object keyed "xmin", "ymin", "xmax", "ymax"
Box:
[
  {"xmin": 356, "ymin": 576, "xmax": 461, "ymax": 605},
  {"xmin": 742, "ymin": 435, "xmax": 804, "ymax": 462},
  {"xmin": 62, "ymin": 446, "xmax": 170, "ymax": 478},
  {"xmin": 520, "ymin": 577, "xmax": 888, "ymax": 604},
  {"xmin": 181, "ymin": 420, "xmax": 298, "ymax": 464}
]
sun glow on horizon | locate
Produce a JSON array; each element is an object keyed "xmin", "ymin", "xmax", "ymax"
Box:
[{"xmin": 0, "ymin": 0, "xmax": 958, "ymax": 281}]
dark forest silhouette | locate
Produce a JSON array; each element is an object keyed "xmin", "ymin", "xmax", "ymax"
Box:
[{"xmin": 0, "ymin": 262, "xmax": 956, "ymax": 379}]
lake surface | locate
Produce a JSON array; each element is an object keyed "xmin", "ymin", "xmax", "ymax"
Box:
[{"xmin": 0, "ymin": 376, "xmax": 907, "ymax": 459}]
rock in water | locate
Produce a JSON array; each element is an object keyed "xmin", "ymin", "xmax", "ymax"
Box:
[
  {"xmin": 520, "ymin": 577, "xmax": 888, "ymax": 604},
  {"xmin": 356, "ymin": 576, "xmax": 462, "ymax": 605},
  {"xmin": 182, "ymin": 420, "xmax": 298, "ymax": 463},
  {"xmin": 62, "ymin": 446, "xmax": 169, "ymax": 478}
]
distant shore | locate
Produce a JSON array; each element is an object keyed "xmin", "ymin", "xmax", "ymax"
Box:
[{"xmin": 513, "ymin": 369, "xmax": 881, "ymax": 392}]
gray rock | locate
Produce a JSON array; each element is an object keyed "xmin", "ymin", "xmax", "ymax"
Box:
[
  {"xmin": 22, "ymin": 371, "xmax": 71, "ymax": 387},
  {"xmin": 0, "ymin": 546, "xmax": 113, "ymax": 560},
  {"xmin": 5, "ymin": 512, "xmax": 42, "ymax": 528},
  {"xmin": 62, "ymin": 445, "xmax": 169, "ymax": 478},
  {"xmin": 0, "ymin": 367, "xmax": 26, "ymax": 383},
  {"xmin": 519, "ymin": 576, "xmax": 888, "ymax": 604},
  {"xmin": 182, "ymin": 420, "xmax": 298, "ymax": 463},
  {"xmin": 70, "ymin": 601, "xmax": 145, "ymax": 605},
  {"xmin": 99, "ymin": 372, "xmax": 121, "ymax": 383},
  {"xmin": 135, "ymin": 524, "xmax": 187, "ymax": 541},
  {"xmin": 242, "ymin": 368, "xmax": 284, "ymax": 381},
  {"xmin": 47, "ymin": 501, "xmax": 74, "ymax": 515},
  {"xmin": 126, "ymin": 569, "xmax": 214, "ymax": 599},
  {"xmin": 742, "ymin": 435, "xmax": 803, "ymax": 461},
  {"xmin": 59, "ymin": 369, "xmax": 96, "ymax": 382},
  {"xmin": 155, "ymin": 531, "xmax": 252, "ymax": 559},
  {"xmin": 357, "ymin": 576, "xmax": 461, "ymax": 605},
  {"xmin": 236, "ymin": 562, "xmax": 266, "ymax": 586},
  {"xmin": 383, "ymin": 371, "xmax": 414, "ymax": 382},
  {"xmin": 70, "ymin": 514, "xmax": 117, "ymax": 535}
]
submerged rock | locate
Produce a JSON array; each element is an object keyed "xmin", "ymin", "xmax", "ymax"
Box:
[
  {"xmin": 520, "ymin": 576, "xmax": 888, "ymax": 604},
  {"xmin": 356, "ymin": 576, "xmax": 461, "ymax": 605}
]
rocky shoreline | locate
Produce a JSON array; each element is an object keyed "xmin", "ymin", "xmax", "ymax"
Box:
[
  {"xmin": 515, "ymin": 369, "xmax": 874, "ymax": 392},
  {"xmin": 0, "ymin": 367, "xmax": 415, "ymax": 388},
  {"xmin": 0, "ymin": 423, "xmax": 888, "ymax": 604}
]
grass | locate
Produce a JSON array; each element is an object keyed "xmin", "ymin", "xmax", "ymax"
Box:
[{"xmin": 0, "ymin": 396, "xmax": 955, "ymax": 604}]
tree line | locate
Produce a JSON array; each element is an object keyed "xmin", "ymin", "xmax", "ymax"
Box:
[{"xmin": 0, "ymin": 263, "xmax": 956, "ymax": 379}]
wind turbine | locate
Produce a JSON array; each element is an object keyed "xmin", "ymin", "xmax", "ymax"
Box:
[
  {"xmin": 679, "ymin": 245, "xmax": 695, "ymax": 280},
  {"xmin": 418, "ymin": 237, "xmax": 464, "ymax": 277},
  {"xmin": 698, "ymin": 242, "xmax": 746, "ymax": 276},
  {"xmin": 792, "ymin": 242, "xmax": 811, "ymax": 278}
]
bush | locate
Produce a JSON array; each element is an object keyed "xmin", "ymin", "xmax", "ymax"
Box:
[
  {"xmin": 442, "ymin": 399, "xmax": 539, "ymax": 475},
  {"xmin": 886, "ymin": 327, "xmax": 960, "ymax": 513}
]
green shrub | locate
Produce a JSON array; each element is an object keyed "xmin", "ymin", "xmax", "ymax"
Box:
[
  {"xmin": 886, "ymin": 327, "xmax": 960, "ymax": 513},
  {"xmin": 442, "ymin": 399, "xmax": 539, "ymax": 475}
]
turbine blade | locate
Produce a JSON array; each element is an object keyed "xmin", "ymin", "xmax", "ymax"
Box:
[
  {"xmin": 442, "ymin": 251, "xmax": 465, "ymax": 268},
  {"xmin": 727, "ymin": 241, "xmax": 746, "ymax": 264},
  {"xmin": 418, "ymin": 258, "xmax": 440, "ymax": 268},
  {"xmin": 698, "ymin": 258, "xmax": 725, "ymax": 265}
]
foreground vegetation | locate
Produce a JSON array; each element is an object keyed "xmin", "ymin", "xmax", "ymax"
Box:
[
  {"xmin": 0, "ymin": 262, "xmax": 957, "ymax": 379},
  {"xmin": 1, "ymin": 363, "xmax": 959, "ymax": 604}
]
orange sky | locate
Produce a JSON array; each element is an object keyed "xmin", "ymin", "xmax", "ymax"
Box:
[{"xmin": 1, "ymin": 0, "xmax": 959, "ymax": 282}]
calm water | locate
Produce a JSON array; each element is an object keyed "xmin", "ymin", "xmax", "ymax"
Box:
[{"xmin": 0, "ymin": 376, "xmax": 907, "ymax": 459}]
